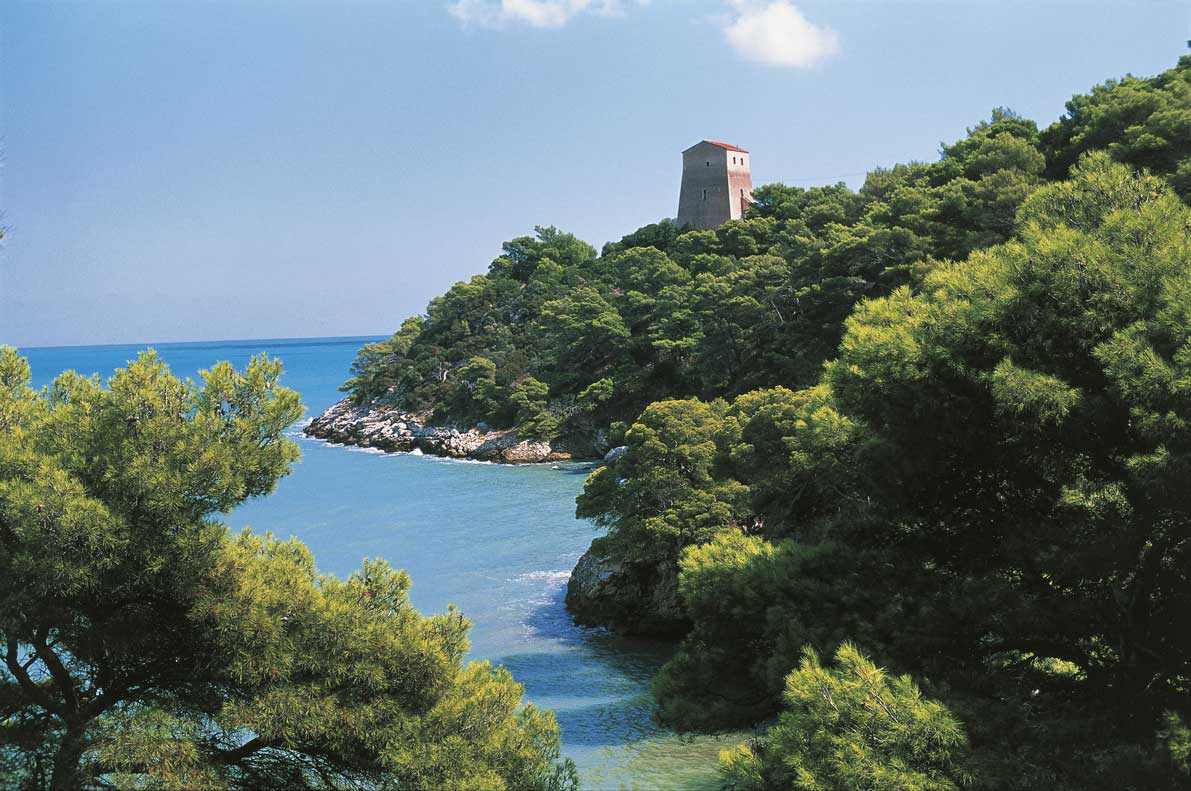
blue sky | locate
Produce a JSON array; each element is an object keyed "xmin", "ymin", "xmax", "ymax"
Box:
[{"xmin": 3, "ymin": 0, "xmax": 1188, "ymax": 347}]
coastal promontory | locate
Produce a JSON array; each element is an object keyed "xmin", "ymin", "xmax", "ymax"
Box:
[{"xmin": 303, "ymin": 395, "xmax": 581, "ymax": 463}]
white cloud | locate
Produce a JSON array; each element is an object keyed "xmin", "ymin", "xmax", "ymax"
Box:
[
  {"xmin": 447, "ymin": 0, "xmax": 639, "ymax": 29},
  {"xmin": 723, "ymin": 1, "xmax": 840, "ymax": 69},
  {"xmin": 444, "ymin": 0, "xmax": 842, "ymax": 71}
]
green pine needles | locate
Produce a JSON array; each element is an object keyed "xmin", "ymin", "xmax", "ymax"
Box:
[
  {"xmin": 0, "ymin": 350, "xmax": 575, "ymax": 791},
  {"xmin": 720, "ymin": 644, "xmax": 971, "ymax": 791}
]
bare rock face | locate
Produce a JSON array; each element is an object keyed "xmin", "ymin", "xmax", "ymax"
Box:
[
  {"xmin": 564, "ymin": 542, "xmax": 687, "ymax": 638},
  {"xmin": 603, "ymin": 445, "xmax": 629, "ymax": 464},
  {"xmin": 412, "ymin": 425, "xmax": 486, "ymax": 458},
  {"xmin": 472, "ymin": 432, "xmax": 560, "ymax": 463},
  {"xmin": 303, "ymin": 397, "xmax": 573, "ymax": 464},
  {"xmin": 303, "ymin": 397, "xmax": 421, "ymax": 452}
]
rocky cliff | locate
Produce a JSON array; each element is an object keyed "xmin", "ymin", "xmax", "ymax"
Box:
[
  {"xmin": 564, "ymin": 537, "xmax": 688, "ymax": 638},
  {"xmin": 304, "ymin": 397, "xmax": 577, "ymax": 463}
]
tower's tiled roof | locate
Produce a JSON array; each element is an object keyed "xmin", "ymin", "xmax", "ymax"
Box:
[{"xmin": 705, "ymin": 140, "xmax": 749, "ymax": 153}]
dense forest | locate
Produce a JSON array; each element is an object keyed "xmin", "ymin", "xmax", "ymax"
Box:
[{"xmin": 338, "ymin": 51, "xmax": 1191, "ymax": 790}]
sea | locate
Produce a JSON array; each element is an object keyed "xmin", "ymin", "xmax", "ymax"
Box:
[{"xmin": 18, "ymin": 336, "xmax": 738, "ymax": 791}]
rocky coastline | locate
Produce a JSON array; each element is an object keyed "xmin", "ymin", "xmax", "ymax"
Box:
[
  {"xmin": 563, "ymin": 443, "xmax": 688, "ymax": 638},
  {"xmin": 303, "ymin": 396, "xmax": 585, "ymax": 463},
  {"xmin": 306, "ymin": 396, "xmax": 686, "ymax": 637},
  {"xmin": 564, "ymin": 542, "xmax": 688, "ymax": 638}
]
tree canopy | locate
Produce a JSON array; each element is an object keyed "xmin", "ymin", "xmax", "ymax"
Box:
[
  {"xmin": 0, "ymin": 349, "xmax": 574, "ymax": 791},
  {"xmin": 586, "ymin": 154, "xmax": 1191, "ymax": 788}
]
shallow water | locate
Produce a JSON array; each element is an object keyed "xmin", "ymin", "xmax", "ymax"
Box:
[{"xmin": 19, "ymin": 336, "xmax": 736, "ymax": 791}]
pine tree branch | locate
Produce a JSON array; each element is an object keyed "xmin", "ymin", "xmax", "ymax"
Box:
[
  {"xmin": 215, "ymin": 735, "xmax": 273, "ymax": 765},
  {"xmin": 4, "ymin": 638, "xmax": 63, "ymax": 717},
  {"xmin": 31, "ymin": 629, "xmax": 80, "ymax": 716}
]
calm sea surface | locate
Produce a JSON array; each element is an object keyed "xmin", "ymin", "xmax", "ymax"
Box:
[{"xmin": 18, "ymin": 336, "xmax": 735, "ymax": 791}]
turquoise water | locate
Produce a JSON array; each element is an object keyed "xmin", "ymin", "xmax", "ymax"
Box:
[{"xmin": 18, "ymin": 337, "xmax": 735, "ymax": 791}]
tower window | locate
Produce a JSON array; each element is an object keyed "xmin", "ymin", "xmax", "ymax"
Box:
[
  {"xmin": 732, "ymin": 156, "xmax": 737, "ymax": 164},
  {"xmin": 702, "ymin": 189, "xmax": 707, "ymax": 200},
  {"xmin": 706, "ymin": 161, "xmax": 710, "ymax": 167}
]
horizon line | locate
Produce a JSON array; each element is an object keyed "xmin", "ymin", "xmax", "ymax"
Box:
[{"xmin": 14, "ymin": 333, "xmax": 392, "ymax": 353}]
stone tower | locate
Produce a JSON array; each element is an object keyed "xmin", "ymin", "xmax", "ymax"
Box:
[{"xmin": 677, "ymin": 140, "xmax": 753, "ymax": 230}]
